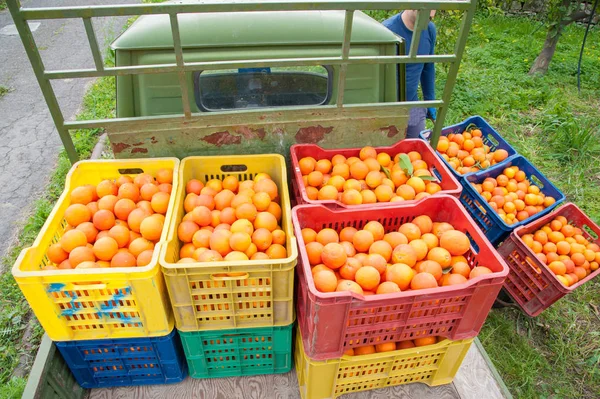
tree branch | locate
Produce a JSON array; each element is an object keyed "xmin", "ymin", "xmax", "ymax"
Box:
[{"xmin": 561, "ymin": 10, "xmax": 591, "ymax": 26}]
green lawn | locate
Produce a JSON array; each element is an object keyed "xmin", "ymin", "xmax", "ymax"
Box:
[{"xmin": 440, "ymin": 14, "xmax": 600, "ymax": 399}]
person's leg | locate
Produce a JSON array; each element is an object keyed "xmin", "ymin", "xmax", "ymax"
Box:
[{"xmin": 406, "ymin": 108, "xmax": 427, "ymax": 139}]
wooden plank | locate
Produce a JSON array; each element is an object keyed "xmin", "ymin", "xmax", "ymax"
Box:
[
  {"xmin": 89, "ymin": 370, "xmax": 461, "ymax": 398},
  {"xmin": 451, "ymin": 340, "xmax": 508, "ymax": 399}
]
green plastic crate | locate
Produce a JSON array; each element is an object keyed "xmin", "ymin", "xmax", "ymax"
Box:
[
  {"xmin": 179, "ymin": 323, "xmax": 294, "ymax": 379},
  {"xmin": 23, "ymin": 334, "xmax": 88, "ymax": 399}
]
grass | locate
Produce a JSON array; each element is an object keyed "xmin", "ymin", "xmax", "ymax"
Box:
[
  {"xmin": 0, "ymin": 87, "xmax": 8, "ymax": 97},
  {"xmin": 438, "ymin": 14, "xmax": 600, "ymax": 399}
]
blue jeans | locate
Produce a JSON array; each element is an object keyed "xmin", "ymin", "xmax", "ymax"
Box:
[{"xmin": 406, "ymin": 107, "xmax": 427, "ymax": 139}]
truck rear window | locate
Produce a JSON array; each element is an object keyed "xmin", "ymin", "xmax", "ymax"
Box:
[{"xmin": 194, "ymin": 66, "xmax": 332, "ymax": 111}]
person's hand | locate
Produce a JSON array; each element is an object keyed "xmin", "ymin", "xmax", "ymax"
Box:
[{"xmin": 427, "ymin": 107, "xmax": 437, "ymax": 121}]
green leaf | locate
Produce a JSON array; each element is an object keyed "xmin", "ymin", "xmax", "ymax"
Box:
[
  {"xmin": 418, "ymin": 175, "xmax": 438, "ymax": 181},
  {"xmin": 442, "ymin": 266, "xmax": 453, "ymax": 275},
  {"xmin": 381, "ymin": 166, "xmax": 391, "ymax": 180},
  {"xmin": 399, "ymin": 154, "xmax": 414, "ymax": 176}
]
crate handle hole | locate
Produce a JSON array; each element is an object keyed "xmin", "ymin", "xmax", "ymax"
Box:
[
  {"xmin": 524, "ymin": 256, "xmax": 542, "ymax": 275},
  {"xmin": 221, "ymin": 165, "xmax": 248, "ymax": 173},
  {"xmin": 118, "ymin": 168, "xmax": 144, "ymax": 175},
  {"xmin": 210, "ymin": 272, "xmax": 249, "ymax": 281},
  {"xmin": 530, "ymin": 174, "xmax": 544, "ymax": 189},
  {"xmin": 487, "ymin": 135, "xmax": 499, "ymax": 148},
  {"xmin": 583, "ymin": 224, "xmax": 599, "ymax": 240},
  {"xmin": 431, "ymin": 167, "xmax": 442, "ymax": 182}
]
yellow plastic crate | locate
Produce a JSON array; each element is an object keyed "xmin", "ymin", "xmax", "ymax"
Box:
[
  {"xmin": 12, "ymin": 158, "xmax": 179, "ymax": 341},
  {"xmin": 160, "ymin": 154, "xmax": 297, "ymax": 331},
  {"xmin": 295, "ymin": 326, "xmax": 473, "ymax": 399}
]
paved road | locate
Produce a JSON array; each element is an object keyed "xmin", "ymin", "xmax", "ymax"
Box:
[{"xmin": 0, "ymin": 0, "xmax": 137, "ymax": 262}]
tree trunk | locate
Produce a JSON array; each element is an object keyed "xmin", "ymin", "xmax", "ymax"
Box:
[
  {"xmin": 529, "ymin": 0, "xmax": 592, "ymax": 75},
  {"xmin": 529, "ymin": 27, "xmax": 562, "ymax": 75}
]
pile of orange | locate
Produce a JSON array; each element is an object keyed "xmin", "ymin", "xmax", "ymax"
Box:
[
  {"xmin": 344, "ymin": 336, "xmax": 442, "ymax": 356},
  {"xmin": 471, "ymin": 166, "xmax": 556, "ymax": 225},
  {"xmin": 176, "ymin": 174, "xmax": 287, "ymax": 263},
  {"xmin": 521, "ymin": 215, "xmax": 600, "ymax": 287},
  {"xmin": 44, "ymin": 169, "xmax": 174, "ymax": 270},
  {"xmin": 302, "ymin": 215, "xmax": 493, "ymax": 295},
  {"xmin": 298, "ymin": 146, "xmax": 443, "ymax": 205},
  {"xmin": 436, "ymin": 128, "xmax": 509, "ymax": 175}
]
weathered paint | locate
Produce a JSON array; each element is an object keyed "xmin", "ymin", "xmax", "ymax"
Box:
[{"xmin": 48, "ymin": 283, "xmax": 66, "ymax": 293}]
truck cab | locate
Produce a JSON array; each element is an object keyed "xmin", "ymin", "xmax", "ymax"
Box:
[{"xmin": 110, "ymin": 10, "xmax": 407, "ymax": 157}]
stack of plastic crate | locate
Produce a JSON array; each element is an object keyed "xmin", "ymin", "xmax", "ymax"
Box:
[
  {"xmin": 11, "ymin": 159, "xmax": 188, "ymax": 389},
  {"xmin": 159, "ymin": 155, "xmax": 298, "ymax": 379}
]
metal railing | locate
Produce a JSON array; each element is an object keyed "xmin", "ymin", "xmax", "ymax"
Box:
[{"xmin": 7, "ymin": 0, "xmax": 476, "ymax": 163}]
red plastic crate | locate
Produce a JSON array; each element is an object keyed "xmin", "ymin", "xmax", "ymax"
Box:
[
  {"xmin": 290, "ymin": 139, "xmax": 462, "ymax": 209},
  {"xmin": 292, "ymin": 195, "xmax": 509, "ymax": 360},
  {"xmin": 496, "ymin": 203, "xmax": 600, "ymax": 317}
]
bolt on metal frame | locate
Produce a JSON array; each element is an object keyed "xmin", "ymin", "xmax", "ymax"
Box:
[{"xmin": 7, "ymin": 0, "xmax": 476, "ymax": 163}]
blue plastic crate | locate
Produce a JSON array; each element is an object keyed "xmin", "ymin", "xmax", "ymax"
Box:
[
  {"xmin": 420, "ymin": 115, "xmax": 518, "ymax": 179},
  {"xmin": 460, "ymin": 155, "xmax": 566, "ymax": 245},
  {"xmin": 55, "ymin": 328, "xmax": 187, "ymax": 389}
]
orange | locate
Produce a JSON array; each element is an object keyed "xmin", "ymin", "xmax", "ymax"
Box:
[
  {"xmin": 354, "ymin": 345, "xmax": 376, "ymax": 356},
  {"xmin": 414, "ymin": 337, "xmax": 437, "ymax": 347},
  {"xmin": 426, "ymin": 247, "xmax": 452, "ymax": 268},
  {"xmin": 231, "ymin": 219, "xmax": 254, "ymax": 236},
  {"xmin": 313, "ymin": 269, "xmax": 338, "ymax": 293},
  {"xmin": 299, "ymin": 157, "xmax": 316, "ymax": 175},
  {"xmin": 254, "ymin": 212, "xmax": 278, "ymax": 232},
  {"xmin": 359, "ymin": 146, "xmax": 377, "ymax": 160},
  {"xmin": 136, "ymin": 249, "xmax": 154, "ymax": 267},
  {"xmin": 111, "ymin": 251, "xmax": 137, "ymax": 267},
  {"xmin": 321, "ymin": 243, "xmax": 347, "ymax": 270},
  {"xmin": 235, "ymin": 203, "xmax": 258, "ymax": 222},
  {"xmin": 300, "ymin": 228, "xmax": 318, "ymax": 244},
  {"xmin": 186, "ymin": 179, "xmax": 204, "ymax": 195},
  {"xmin": 254, "ymin": 179, "xmax": 278, "ymax": 201},
  {"xmin": 409, "ymin": 239, "xmax": 429, "ymax": 261},
  {"xmin": 178, "ymin": 220, "xmax": 200, "ymax": 243},
  {"xmin": 421, "ymin": 233, "xmax": 439, "ymax": 250},
  {"xmin": 252, "ymin": 192, "xmax": 272, "ymax": 212},
  {"xmin": 267, "ymin": 202, "xmax": 282, "ymax": 222},
  {"xmin": 229, "ymin": 232, "xmax": 252, "ymax": 252},
  {"xmin": 384, "ymin": 232, "xmax": 409, "ymax": 249},
  {"xmin": 533, "ymin": 230, "xmax": 548, "ymax": 245},
  {"xmin": 113, "ymin": 198, "xmax": 136, "ymax": 221},
  {"xmin": 369, "ymin": 240, "xmax": 393, "ymax": 262},
  {"xmin": 317, "ymin": 228, "xmax": 339, "ymax": 246},
  {"xmin": 75, "ymin": 222, "xmax": 98, "ymax": 244},
  {"xmin": 60, "ymin": 229, "xmax": 88, "ymax": 253},
  {"xmin": 93, "ymin": 236, "xmax": 119, "ymax": 261},
  {"xmin": 180, "ymin": 243, "xmax": 196, "ymax": 259},
  {"xmin": 306, "ymin": 242, "xmax": 324, "ymax": 265},
  {"xmin": 353, "ymin": 230, "xmax": 374, "ymax": 253},
  {"xmin": 272, "ymin": 229, "xmax": 286, "ymax": 246},
  {"xmin": 548, "ymin": 261, "xmax": 567, "ymax": 275},
  {"xmin": 355, "ymin": 266, "xmax": 381, "ymax": 291},
  {"xmin": 391, "ymin": 244, "xmax": 418, "ymax": 267},
  {"xmin": 92, "ymin": 209, "xmax": 115, "ymax": 231},
  {"xmin": 469, "ymin": 266, "xmax": 493, "ymax": 279},
  {"xmin": 140, "ymin": 215, "xmax": 163, "ymax": 241},
  {"xmin": 64, "ymin": 204, "xmax": 92, "ymax": 227},
  {"xmin": 416, "ymin": 260, "xmax": 443, "ymax": 281},
  {"xmin": 442, "ymin": 273, "xmax": 468, "ymax": 286},
  {"xmin": 361, "ymin": 190, "xmax": 377, "ymax": 204},
  {"xmin": 336, "ymin": 280, "xmax": 364, "ymax": 295},
  {"xmin": 452, "ymin": 262, "xmax": 471, "ymax": 278},
  {"xmin": 397, "ymin": 340, "xmax": 416, "ymax": 350},
  {"xmin": 548, "ymin": 231, "xmax": 565, "ymax": 244},
  {"xmin": 412, "ymin": 215, "xmax": 433, "ymax": 235},
  {"xmin": 129, "ymin": 237, "xmax": 154, "ymax": 258},
  {"xmin": 47, "ymin": 243, "xmax": 69, "ymax": 264},
  {"xmin": 339, "ymin": 258, "xmax": 363, "ymax": 280},
  {"xmin": 363, "ymin": 254, "xmax": 387, "ymax": 274},
  {"xmin": 196, "ymin": 250, "xmax": 223, "ymax": 262},
  {"xmin": 252, "ymin": 228, "xmax": 273, "ymax": 252},
  {"xmin": 68, "ymin": 246, "xmax": 96, "ymax": 267},
  {"xmin": 375, "ymin": 341, "xmax": 397, "ymax": 352},
  {"xmin": 349, "ymin": 161, "xmax": 369, "ymax": 180},
  {"xmin": 410, "ymin": 272, "xmax": 438, "ymax": 290},
  {"xmin": 210, "ymin": 229, "xmax": 233, "ymax": 256},
  {"xmin": 439, "ymin": 230, "xmax": 470, "ymax": 256},
  {"xmin": 571, "ymin": 252, "xmax": 586, "ymax": 266},
  {"xmin": 340, "ymin": 227, "xmax": 358, "ymax": 243},
  {"xmin": 118, "ymin": 183, "xmax": 140, "ymax": 203},
  {"xmin": 70, "ymin": 185, "xmax": 95, "ymax": 205},
  {"xmin": 396, "ymin": 184, "xmax": 416, "ymax": 200},
  {"xmin": 398, "ymin": 223, "xmax": 421, "ymax": 241},
  {"xmin": 406, "ymin": 177, "xmax": 426, "ymax": 194},
  {"xmin": 432, "ymin": 222, "xmax": 454, "ymax": 239},
  {"xmin": 386, "ymin": 263, "xmax": 415, "ymax": 290},
  {"xmin": 363, "ymin": 221, "xmax": 385, "ymax": 241}
]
